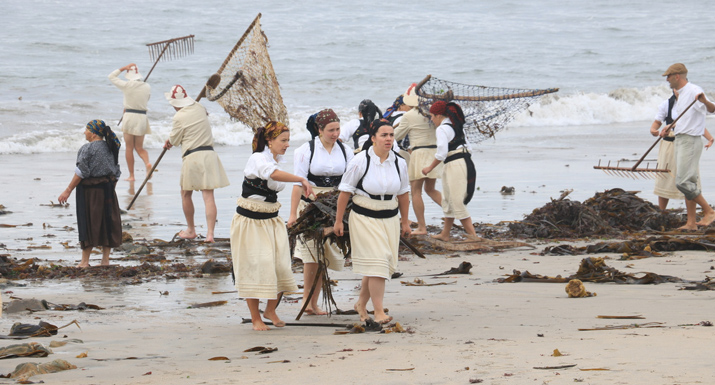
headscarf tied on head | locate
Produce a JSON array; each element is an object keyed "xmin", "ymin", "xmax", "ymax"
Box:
[
  {"xmin": 430, "ymin": 101, "xmax": 465, "ymax": 129},
  {"xmin": 314, "ymin": 108, "xmax": 340, "ymax": 132},
  {"xmin": 361, "ymin": 118, "xmax": 394, "ymax": 152},
  {"xmin": 86, "ymin": 119, "xmax": 121, "ymax": 164},
  {"xmin": 252, "ymin": 121, "xmax": 289, "ymax": 153},
  {"xmin": 383, "ymin": 95, "xmax": 404, "ymax": 119}
]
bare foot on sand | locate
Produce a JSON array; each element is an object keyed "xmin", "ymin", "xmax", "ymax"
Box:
[
  {"xmin": 251, "ymin": 318, "xmax": 270, "ymax": 331},
  {"xmin": 304, "ymin": 306, "xmax": 328, "ymax": 316},
  {"xmin": 77, "ymin": 263, "xmax": 90, "ymax": 268},
  {"xmin": 375, "ymin": 315, "xmax": 393, "ymax": 325},
  {"xmin": 411, "ymin": 229, "xmax": 428, "ymax": 236},
  {"xmin": 677, "ymin": 224, "xmax": 698, "ymax": 231},
  {"xmin": 178, "ymin": 230, "xmax": 197, "ymax": 240},
  {"xmin": 263, "ymin": 310, "xmax": 286, "ymax": 327},
  {"xmin": 431, "ymin": 234, "xmax": 451, "ymax": 242},
  {"xmin": 205, "ymin": 234, "xmax": 215, "ymax": 243},
  {"xmin": 354, "ymin": 303, "xmax": 369, "ymax": 322},
  {"xmin": 696, "ymin": 212, "xmax": 715, "ymax": 227},
  {"xmin": 465, "ymin": 234, "xmax": 485, "ymax": 242},
  {"xmin": 125, "ymin": 176, "xmax": 135, "ymax": 181}
]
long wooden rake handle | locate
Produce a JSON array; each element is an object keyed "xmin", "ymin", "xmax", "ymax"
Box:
[
  {"xmin": 631, "ymin": 98, "xmax": 698, "ymax": 171},
  {"xmin": 126, "ymin": 76, "xmax": 220, "ymax": 210}
]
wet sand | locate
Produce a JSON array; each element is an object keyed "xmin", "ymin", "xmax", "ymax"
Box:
[{"xmin": 2, "ymin": 120, "xmax": 715, "ymax": 383}]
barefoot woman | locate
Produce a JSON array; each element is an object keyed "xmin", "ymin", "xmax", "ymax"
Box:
[
  {"xmin": 422, "ymin": 101, "xmax": 478, "ymax": 241},
  {"xmin": 58, "ymin": 120, "xmax": 122, "ymax": 267},
  {"xmin": 288, "ymin": 109, "xmax": 353, "ymax": 315},
  {"xmin": 231, "ymin": 121, "xmax": 314, "ymax": 331},
  {"xmin": 333, "ymin": 119, "xmax": 411, "ymax": 324}
]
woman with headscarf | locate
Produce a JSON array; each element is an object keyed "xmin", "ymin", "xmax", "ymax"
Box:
[
  {"xmin": 230, "ymin": 121, "xmax": 314, "ymax": 331},
  {"xmin": 395, "ymin": 84, "xmax": 443, "ymax": 235},
  {"xmin": 58, "ymin": 120, "xmax": 122, "ymax": 267},
  {"xmin": 288, "ymin": 109, "xmax": 354, "ymax": 315},
  {"xmin": 422, "ymin": 101, "xmax": 478, "ymax": 241},
  {"xmin": 339, "ymin": 99, "xmax": 384, "ymax": 150},
  {"xmin": 333, "ymin": 119, "xmax": 411, "ymax": 325}
]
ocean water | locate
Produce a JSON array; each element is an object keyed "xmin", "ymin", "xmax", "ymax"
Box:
[{"xmin": 2, "ymin": 0, "xmax": 715, "ymax": 226}]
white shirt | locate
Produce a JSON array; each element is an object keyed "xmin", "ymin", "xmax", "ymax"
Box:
[
  {"xmin": 673, "ymin": 82, "xmax": 709, "ymax": 136},
  {"xmin": 390, "ymin": 111, "xmax": 405, "ymax": 127},
  {"xmin": 654, "ymin": 97, "xmax": 678, "ymax": 123},
  {"xmin": 435, "ymin": 118, "xmax": 470, "ymax": 161},
  {"xmin": 243, "ymin": 147, "xmax": 285, "ymax": 200},
  {"xmin": 293, "ymin": 139, "xmax": 354, "ymax": 186},
  {"xmin": 339, "ymin": 147, "xmax": 410, "ymax": 198},
  {"xmin": 338, "ymin": 118, "xmax": 400, "ymax": 151}
]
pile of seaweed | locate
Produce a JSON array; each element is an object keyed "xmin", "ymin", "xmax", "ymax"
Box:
[
  {"xmin": 542, "ymin": 235, "xmax": 715, "ymax": 258},
  {"xmin": 498, "ymin": 256, "xmax": 687, "ymax": 284},
  {"xmin": 287, "ymin": 190, "xmax": 351, "ymax": 258},
  {"xmin": 508, "ymin": 188, "xmax": 684, "ymax": 239}
]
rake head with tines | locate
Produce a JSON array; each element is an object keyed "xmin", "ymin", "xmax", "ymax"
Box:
[
  {"xmin": 593, "ymin": 159, "xmax": 670, "ymax": 179},
  {"xmin": 142, "ymin": 34, "xmax": 195, "ymax": 83}
]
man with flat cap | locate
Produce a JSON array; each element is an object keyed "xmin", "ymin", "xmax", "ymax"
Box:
[{"xmin": 659, "ymin": 63, "xmax": 715, "ymax": 229}]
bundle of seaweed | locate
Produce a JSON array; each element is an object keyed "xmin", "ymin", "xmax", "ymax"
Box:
[
  {"xmin": 508, "ymin": 188, "xmax": 683, "ymax": 239},
  {"xmin": 498, "ymin": 256, "xmax": 686, "ymax": 284},
  {"xmin": 287, "ymin": 190, "xmax": 351, "ymax": 259},
  {"xmin": 542, "ymin": 235, "xmax": 715, "ymax": 259}
]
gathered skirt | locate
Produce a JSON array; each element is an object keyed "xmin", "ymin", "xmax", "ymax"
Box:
[
  {"xmin": 349, "ymin": 195, "xmax": 400, "ymax": 280},
  {"xmin": 294, "ymin": 186, "xmax": 345, "ymax": 271},
  {"xmin": 441, "ymin": 149, "xmax": 473, "ymax": 220},
  {"xmin": 180, "ymin": 151, "xmax": 230, "ymax": 191},
  {"xmin": 408, "ymin": 147, "xmax": 442, "ymax": 181},
  {"xmin": 654, "ymin": 139, "xmax": 700, "ymax": 200},
  {"xmin": 76, "ymin": 176, "xmax": 122, "ymax": 249},
  {"xmin": 230, "ymin": 198, "xmax": 298, "ymax": 299}
]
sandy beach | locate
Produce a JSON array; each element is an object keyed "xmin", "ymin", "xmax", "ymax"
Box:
[{"xmin": 1, "ymin": 133, "xmax": 714, "ymax": 384}]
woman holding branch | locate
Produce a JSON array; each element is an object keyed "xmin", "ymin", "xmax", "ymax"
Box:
[
  {"xmin": 231, "ymin": 121, "xmax": 314, "ymax": 331},
  {"xmin": 333, "ymin": 119, "xmax": 411, "ymax": 325}
]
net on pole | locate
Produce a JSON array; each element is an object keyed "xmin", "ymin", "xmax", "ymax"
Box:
[
  {"xmin": 205, "ymin": 13, "xmax": 289, "ymax": 130},
  {"xmin": 415, "ymin": 75, "xmax": 558, "ymax": 143}
]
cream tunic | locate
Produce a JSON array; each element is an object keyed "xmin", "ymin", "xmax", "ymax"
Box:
[
  {"xmin": 168, "ymin": 102, "xmax": 230, "ymax": 191},
  {"xmin": 108, "ymin": 69, "xmax": 151, "ymax": 136},
  {"xmin": 395, "ymin": 108, "xmax": 442, "ymax": 180}
]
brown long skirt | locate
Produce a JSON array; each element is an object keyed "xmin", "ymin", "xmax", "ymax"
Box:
[{"xmin": 76, "ymin": 176, "xmax": 122, "ymax": 249}]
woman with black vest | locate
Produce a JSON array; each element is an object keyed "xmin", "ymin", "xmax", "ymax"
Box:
[
  {"xmin": 333, "ymin": 119, "xmax": 411, "ymax": 325},
  {"xmin": 288, "ymin": 108, "xmax": 354, "ymax": 315},
  {"xmin": 230, "ymin": 121, "xmax": 314, "ymax": 331},
  {"xmin": 339, "ymin": 99, "xmax": 384, "ymax": 150},
  {"xmin": 422, "ymin": 101, "xmax": 478, "ymax": 241}
]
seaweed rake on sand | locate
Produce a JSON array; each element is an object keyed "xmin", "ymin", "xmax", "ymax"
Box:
[{"xmin": 594, "ymin": 98, "xmax": 697, "ymax": 178}]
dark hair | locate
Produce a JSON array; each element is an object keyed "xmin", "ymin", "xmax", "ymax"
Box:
[
  {"xmin": 444, "ymin": 102, "xmax": 465, "ymax": 133},
  {"xmin": 357, "ymin": 99, "xmax": 382, "ymax": 134},
  {"xmin": 306, "ymin": 112, "xmax": 319, "ymax": 138},
  {"xmin": 252, "ymin": 121, "xmax": 289, "ymax": 153},
  {"xmin": 361, "ymin": 119, "xmax": 394, "ymax": 152}
]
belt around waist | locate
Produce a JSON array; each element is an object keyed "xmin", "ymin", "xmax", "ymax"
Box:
[
  {"xmin": 351, "ymin": 203, "xmax": 398, "ymax": 219},
  {"xmin": 124, "ymin": 109, "xmax": 147, "ymax": 115},
  {"xmin": 235, "ymin": 205, "xmax": 278, "ymax": 220},
  {"xmin": 663, "ymin": 136, "xmax": 675, "ymax": 142},
  {"xmin": 445, "ymin": 151, "xmax": 471, "ymax": 164},
  {"xmin": 411, "ymin": 145, "xmax": 437, "ymax": 151},
  {"xmin": 183, "ymin": 145, "xmax": 214, "ymax": 158}
]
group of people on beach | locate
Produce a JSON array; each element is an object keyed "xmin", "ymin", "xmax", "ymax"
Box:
[
  {"xmin": 650, "ymin": 63, "xmax": 715, "ymax": 230},
  {"xmin": 56, "ymin": 65, "xmax": 478, "ymax": 330}
]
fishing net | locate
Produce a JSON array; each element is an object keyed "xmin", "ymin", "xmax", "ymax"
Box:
[
  {"xmin": 415, "ymin": 75, "xmax": 558, "ymax": 143},
  {"xmin": 205, "ymin": 13, "xmax": 289, "ymax": 130}
]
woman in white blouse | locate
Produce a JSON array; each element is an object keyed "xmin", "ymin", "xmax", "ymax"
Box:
[
  {"xmin": 288, "ymin": 109, "xmax": 354, "ymax": 316},
  {"xmin": 230, "ymin": 121, "xmax": 314, "ymax": 331},
  {"xmin": 422, "ymin": 101, "xmax": 478, "ymax": 241},
  {"xmin": 333, "ymin": 119, "xmax": 411, "ymax": 325}
]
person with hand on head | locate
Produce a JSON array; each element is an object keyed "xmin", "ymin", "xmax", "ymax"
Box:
[
  {"xmin": 163, "ymin": 84, "xmax": 230, "ymax": 242},
  {"xmin": 109, "ymin": 63, "xmax": 152, "ymax": 181},
  {"xmin": 231, "ymin": 121, "xmax": 314, "ymax": 331},
  {"xmin": 288, "ymin": 109, "xmax": 353, "ymax": 316},
  {"xmin": 659, "ymin": 63, "xmax": 715, "ymax": 229},
  {"xmin": 333, "ymin": 119, "xmax": 411, "ymax": 325},
  {"xmin": 58, "ymin": 120, "xmax": 122, "ymax": 267},
  {"xmin": 422, "ymin": 101, "xmax": 478, "ymax": 241}
]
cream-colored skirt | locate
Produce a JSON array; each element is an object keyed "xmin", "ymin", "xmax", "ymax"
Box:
[
  {"xmin": 654, "ymin": 139, "xmax": 700, "ymax": 200},
  {"xmin": 441, "ymin": 149, "xmax": 472, "ymax": 220},
  {"xmin": 180, "ymin": 151, "xmax": 230, "ymax": 191},
  {"xmin": 121, "ymin": 113, "xmax": 151, "ymax": 136},
  {"xmin": 349, "ymin": 195, "xmax": 400, "ymax": 280},
  {"xmin": 408, "ymin": 147, "xmax": 442, "ymax": 181},
  {"xmin": 294, "ymin": 186, "xmax": 345, "ymax": 271},
  {"xmin": 230, "ymin": 198, "xmax": 298, "ymax": 299}
]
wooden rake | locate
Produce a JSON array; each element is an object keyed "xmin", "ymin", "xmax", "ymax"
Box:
[{"xmin": 594, "ymin": 98, "xmax": 698, "ymax": 178}]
